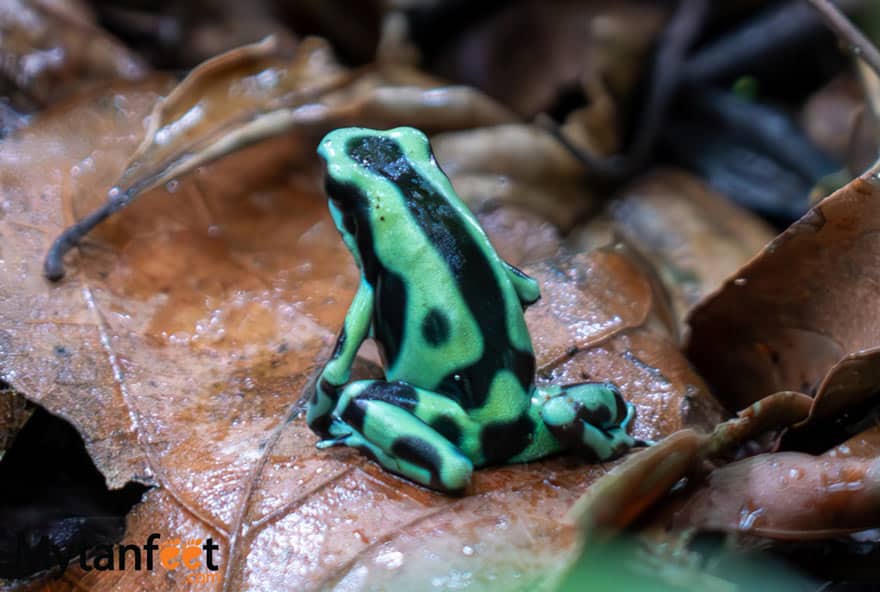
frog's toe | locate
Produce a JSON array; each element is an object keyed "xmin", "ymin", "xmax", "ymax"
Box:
[
  {"xmin": 316, "ymin": 432, "xmax": 357, "ymax": 449},
  {"xmin": 540, "ymin": 385, "xmax": 637, "ymax": 462},
  {"xmin": 559, "ymin": 420, "xmax": 634, "ymax": 461},
  {"xmin": 316, "ymin": 436, "xmax": 347, "ymax": 449},
  {"xmin": 315, "ymin": 417, "xmax": 364, "ymax": 449}
]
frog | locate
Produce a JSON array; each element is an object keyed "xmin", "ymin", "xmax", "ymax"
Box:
[{"xmin": 307, "ymin": 126, "xmax": 640, "ymax": 494}]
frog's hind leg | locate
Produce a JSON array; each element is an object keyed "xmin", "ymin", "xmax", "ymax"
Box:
[
  {"xmin": 538, "ymin": 382, "xmax": 638, "ymax": 462},
  {"xmin": 317, "ymin": 380, "xmax": 475, "ymax": 493}
]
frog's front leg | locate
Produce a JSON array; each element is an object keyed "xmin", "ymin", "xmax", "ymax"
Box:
[
  {"xmin": 537, "ymin": 382, "xmax": 638, "ymax": 462},
  {"xmin": 317, "ymin": 380, "xmax": 476, "ymax": 493},
  {"xmin": 307, "ymin": 280, "xmax": 374, "ymax": 436}
]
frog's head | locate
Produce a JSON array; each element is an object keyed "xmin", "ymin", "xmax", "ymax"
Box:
[{"xmin": 317, "ymin": 126, "xmax": 440, "ymax": 272}]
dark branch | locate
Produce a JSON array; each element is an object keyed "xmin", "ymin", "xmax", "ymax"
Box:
[
  {"xmin": 806, "ymin": 0, "xmax": 880, "ymax": 77},
  {"xmin": 536, "ymin": 0, "xmax": 708, "ymax": 184},
  {"xmin": 43, "ymin": 189, "xmax": 133, "ymax": 281}
]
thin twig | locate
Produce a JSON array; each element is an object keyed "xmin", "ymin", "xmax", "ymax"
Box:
[
  {"xmin": 534, "ymin": 113, "xmax": 626, "ymax": 184},
  {"xmin": 536, "ymin": 0, "xmax": 708, "ymax": 184},
  {"xmin": 806, "ymin": 0, "xmax": 880, "ymax": 77},
  {"xmin": 684, "ymin": 0, "xmax": 867, "ymax": 83}
]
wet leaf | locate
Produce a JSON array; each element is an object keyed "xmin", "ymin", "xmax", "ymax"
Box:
[
  {"xmin": 571, "ymin": 169, "xmax": 776, "ymax": 328},
  {"xmin": 0, "ymin": 77, "xmax": 174, "ymax": 487},
  {"xmin": 629, "ymin": 174, "xmax": 880, "ymax": 553},
  {"xmin": 658, "ymin": 169, "xmax": 880, "ymax": 548},
  {"xmin": 700, "ymin": 391, "xmax": 813, "ymax": 461},
  {"xmin": 566, "ymin": 430, "xmax": 702, "ymax": 536},
  {"xmin": 687, "ymin": 173, "xmax": 880, "ymax": 413},
  {"xmin": 661, "ymin": 452, "xmax": 880, "ymax": 540},
  {"xmin": 824, "ymin": 423, "xmax": 880, "ymax": 459},
  {"xmin": 0, "ymin": 0, "xmax": 147, "ymax": 110},
  {"xmin": 526, "ymin": 243, "xmax": 725, "ymax": 444},
  {"xmin": 43, "ymin": 37, "xmax": 519, "ymax": 280},
  {"xmin": 108, "ymin": 34, "xmax": 517, "ymax": 205},
  {"xmin": 92, "ymin": 36, "xmax": 348, "ymax": 208},
  {"xmin": 472, "ymin": 205, "xmax": 561, "ymax": 268},
  {"xmin": 567, "ymin": 391, "xmax": 822, "ymax": 546},
  {"xmin": 0, "ymin": 79, "xmax": 722, "ymax": 590}
]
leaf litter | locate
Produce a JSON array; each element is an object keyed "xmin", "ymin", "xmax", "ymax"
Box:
[{"xmin": 2, "ymin": 1, "xmax": 880, "ymax": 590}]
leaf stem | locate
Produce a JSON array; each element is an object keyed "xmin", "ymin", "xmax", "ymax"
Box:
[
  {"xmin": 536, "ymin": 0, "xmax": 708, "ymax": 184},
  {"xmin": 805, "ymin": 0, "xmax": 880, "ymax": 77}
]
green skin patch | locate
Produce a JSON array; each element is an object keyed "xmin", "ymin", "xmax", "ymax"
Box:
[{"xmin": 307, "ymin": 126, "xmax": 638, "ymax": 493}]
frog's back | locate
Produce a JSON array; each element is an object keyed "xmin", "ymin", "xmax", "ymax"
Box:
[
  {"xmin": 321, "ymin": 127, "xmax": 535, "ymax": 410},
  {"xmin": 370, "ymin": 158, "xmax": 534, "ymax": 410}
]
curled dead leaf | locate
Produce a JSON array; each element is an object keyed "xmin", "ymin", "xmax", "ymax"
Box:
[
  {"xmin": 572, "ymin": 392, "xmax": 819, "ymax": 546},
  {"xmin": 701, "ymin": 391, "xmax": 813, "ymax": 461},
  {"xmin": 687, "ymin": 173, "xmax": 880, "ymax": 414},
  {"xmin": 43, "ymin": 37, "xmax": 518, "ymax": 280},
  {"xmin": 799, "ymin": 346, "xmax": 880, "ymax": 428},
  {"xmin": 565, "ymin": 429, "xmax": 702, "ymax": 536},
  {"xmin": 662, "ymin": 452, "xmax": 880, "ymax": 540}
]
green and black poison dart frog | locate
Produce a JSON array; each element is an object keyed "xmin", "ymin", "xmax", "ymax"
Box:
[{"xmin": 307, "ymin": 126, "xmax": 639, "ymax": 493}]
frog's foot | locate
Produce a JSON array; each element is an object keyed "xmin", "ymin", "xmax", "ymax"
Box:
[
  {"xmin": 315, "ymin": 419, "xmax": 356, "ymax": 449},
  {"xmin": 539, "ymin": 382, "xmax": 638, "ymax": 462},
  {"xmin": 320, "ymin": 380, "xmax": 474, "ymax": 494}
]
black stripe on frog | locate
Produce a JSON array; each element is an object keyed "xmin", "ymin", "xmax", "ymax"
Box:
[{"xmin": 344, "ymin": 135, "xmax": 534, "ymax": 412}]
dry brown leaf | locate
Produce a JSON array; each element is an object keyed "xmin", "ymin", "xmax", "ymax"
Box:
[
  {"xmin": 0, "ymin": 73, "xmax": 723, "ymax": 589},
  {"xmin": 659, "ymin": 452, "xmax": 880, "ymax": 540},
  {"xmin": 572, "ymin": 169, "xmax": 776, "ymax": 330},
  {"xmin": 700, "ymin": 391, "xmax": 813, "ymax": 460},
  {"xmin": 634, "ymin": 174, "xmax": 880, "ymax": 548},
  {"xmin": 0, "ymin": 386, "xmax": 32, "ymax": 459},
  {"xmin": 117, "ymin": 35, "xmax": 515, "ymax": 196},
  {"xmin": 799, "ymin": 346, "xmax": 880, "ymax": 429},
  {"xmin": 526, "ymin": 244, "xmax": 725, "ymax": 444},
  {"xmin": 0, "ymin": 0, "xmax": 147, "ymax": 109},
  {"xmin": 824, "ymin": 423, "xmax": 880, "ymax": 459},
  {"xmin": 687, "ymin": 173, "xmax": 880, "ymax": 413},
  {"xmin": 802, "ymin": 67, "xmax": 880, "ymax": 182},
  {"xmin": 95, "ymin": 36, "xmax": 348, "ymax": 209},
  {"xmin": 431, "ymin": 0, "xmax": 666, "ymax": 118},
  {"xmin": 44, "ymin": 37, "xmax": 520, "ymax": 280},
  {"xmin": 183, "ymin": 17, "xmax": 298, "ymax": 67}
]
